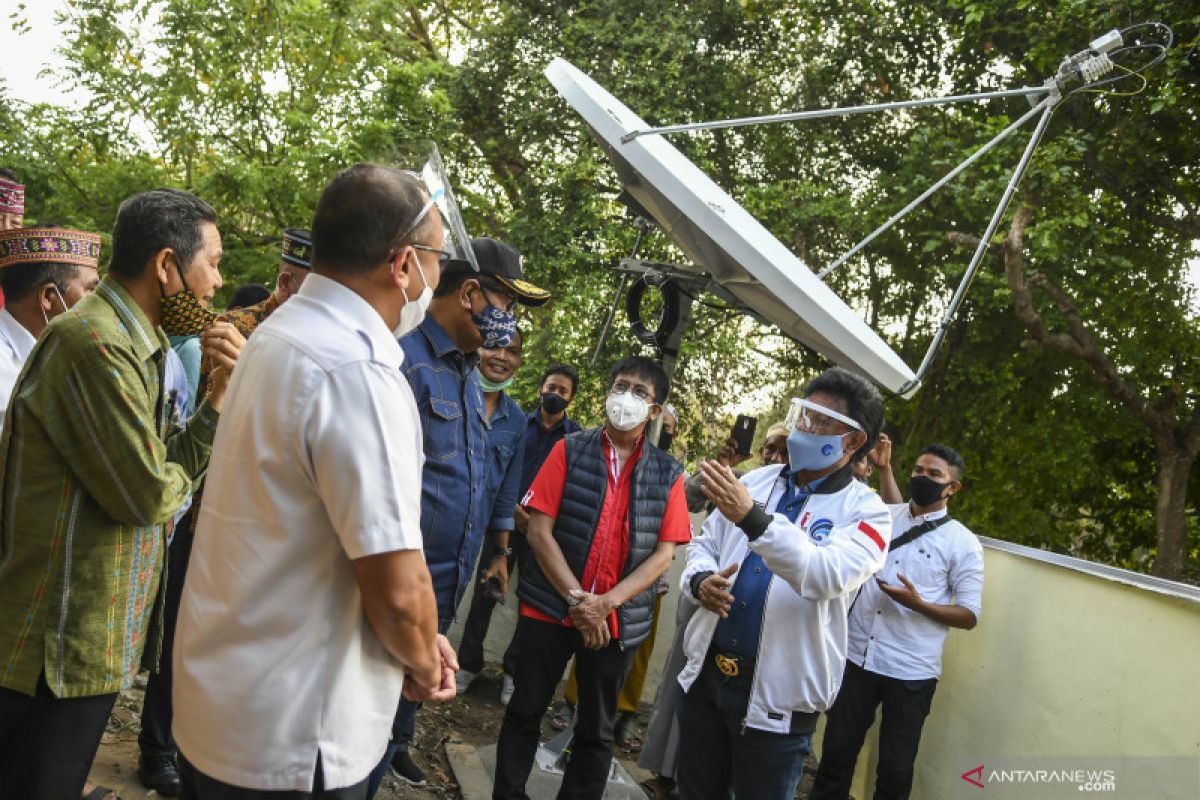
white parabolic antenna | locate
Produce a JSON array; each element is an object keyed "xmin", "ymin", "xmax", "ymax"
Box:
[{"xmin": 545, "ymin": 57, "xmax": 919, "ymax": 397}]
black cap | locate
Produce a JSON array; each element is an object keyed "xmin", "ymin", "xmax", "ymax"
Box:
[{"xmin": 469, "ymin": 237, "xmax": 551, "ymax": 306}]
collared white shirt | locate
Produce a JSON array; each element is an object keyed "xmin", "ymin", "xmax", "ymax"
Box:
[
  {"xmin": 846, "ymin": 503, "xmax": 984, "ymax": 680},
  {"xmin": 0, "ymin": 308, "xmax": 36, "ymax": 431},
  {"xmin": 173, "ymin": 274, "xmax": 426, "ymax": 791}
]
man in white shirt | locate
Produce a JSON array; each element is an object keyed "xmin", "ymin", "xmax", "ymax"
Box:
[
  {"xmin": 811, "ymin": 444, "xmax": 984, "ymax": 800},
  {"xmin": 172, "ymin": 163, "xmax": 457, "ymax": 799},
  {"xmin": 0, "ymin": 226, "xmax": 102, "ymax": 429}
]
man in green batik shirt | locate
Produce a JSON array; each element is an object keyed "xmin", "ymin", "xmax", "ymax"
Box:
[{"xmin": 0, "ymin": 188, "xmax": 246, "ymax": 799}]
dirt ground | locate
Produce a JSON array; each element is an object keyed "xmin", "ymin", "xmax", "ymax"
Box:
[
  {"xmin": 89, "ymin": 667, "xmax": 633, "ymax": 799},
  {"xmin": 89, "ymin": 666, "xmax": 819, "ymax": 799}
]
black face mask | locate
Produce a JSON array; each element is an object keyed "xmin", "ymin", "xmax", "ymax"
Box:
[
  {"xmin": 909, "ymin": 474, "xmax": 950, "ymax": 507},
  {"xmin": 657, "ymin": 431, "xmax": 675, "ymax": 452},
  {"xmin": 541, "ymin": 392, "xmax": 569, "ymax": 415}
]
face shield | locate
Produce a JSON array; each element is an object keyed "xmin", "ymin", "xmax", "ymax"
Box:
[
  {"xmin": 783, "ymin": 398, "xmax": 863, "ymax": 437},
  {"xmin": 399, "ymin": 143, "xmax": 478, "ymax": 272}
]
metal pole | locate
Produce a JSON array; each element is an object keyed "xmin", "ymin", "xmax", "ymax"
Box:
[
  {"xmin": 620, "ymin": 85, "xmax": 1054, "ymax": 143},
  {"xmin": 590, "ymin": 223, "xmax": 648, "ymax": 367},
  {"xmin": 902, "ymin": 98, "xmax": 1058, "ymax": 394},
  {"xmin": 817, "ymin": 97, "xmax": 1052, "ymax": 280}
]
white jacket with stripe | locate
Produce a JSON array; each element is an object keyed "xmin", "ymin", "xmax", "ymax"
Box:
[{"xmin": 678, "ymin": 463, "xmax": 892, "ymax": 734}]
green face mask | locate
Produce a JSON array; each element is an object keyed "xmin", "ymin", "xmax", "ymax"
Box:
[{"xmin": 477, "ymin": 373, "xmax": 514, "ymax": 393}]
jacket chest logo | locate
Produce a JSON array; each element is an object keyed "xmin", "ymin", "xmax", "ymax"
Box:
[{"xmin": 806, "ymin": 517, "xmax": 835, "ymax": 546}]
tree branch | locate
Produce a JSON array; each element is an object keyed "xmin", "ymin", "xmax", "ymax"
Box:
[{"xmin": 998, "ymin": 204, "xmax": 1167, "ymax": 435}]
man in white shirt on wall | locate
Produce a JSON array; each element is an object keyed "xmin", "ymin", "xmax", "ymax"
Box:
[
  {"xmin": 811, "ymin": 443, "xmax": 984, "ymax": 800},
  {"xmin": 172, "ymin": 163, "xmax": 457, "ymax": 799}
]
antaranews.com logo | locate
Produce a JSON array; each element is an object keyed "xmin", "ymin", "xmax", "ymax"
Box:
[{"xmin": 961, "ymin": 764, "xmax": 1117, "ymax": 792}]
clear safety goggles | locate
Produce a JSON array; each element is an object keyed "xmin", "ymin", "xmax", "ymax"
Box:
[{"xmin": 783, "ymin": 398, "xmax": 863, "ymax": 436}]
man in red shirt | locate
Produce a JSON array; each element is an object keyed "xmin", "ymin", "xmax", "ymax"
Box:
[{"xmin": 493, "ymin": 356, "xmax": 691, "ymax": 800}]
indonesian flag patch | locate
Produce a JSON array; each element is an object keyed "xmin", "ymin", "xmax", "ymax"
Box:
[{"xmin": 858, "ymin": 520, "xmax": 886, "ymax": 551}]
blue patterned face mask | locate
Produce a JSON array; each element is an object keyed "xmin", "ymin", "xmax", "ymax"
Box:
[{"xmin": 473, "ymin": 301, "xmax": 517, "ymax": 349}]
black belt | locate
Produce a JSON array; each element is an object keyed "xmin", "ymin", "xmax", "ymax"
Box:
[{"xmin": 711, "ymin": 650, "xmax": 755, "ymax": 678}]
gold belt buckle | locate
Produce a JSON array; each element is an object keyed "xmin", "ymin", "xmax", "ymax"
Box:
[{"xmin": 715, "ymin": 653, "xmax": 740, "ymax": 677}]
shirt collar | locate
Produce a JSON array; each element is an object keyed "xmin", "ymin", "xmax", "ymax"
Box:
[
  {"xmin": 296, "ymin": 273, "xmax": 404, "ymax": 370},
  {"xmin": 529, "ymin": 408, "xmax": 571, "ymax": 433},
  {"xmin": 416, "ymin": 314, "xmax": 478, "ymax": 371},
  {"xmin": 0, "ymin": 308, "xmax": 36, "ymax": 360},
  {"xmin": 908, "ymin": 504, "xmax": 949, "ymax": 524},
  {"xmin": 96, "ymin": 276, "xmax": 165, "ymax": 360}
]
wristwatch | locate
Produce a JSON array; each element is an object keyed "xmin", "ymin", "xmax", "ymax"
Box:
[
  {"xmin": 565, "ymin": 593, "xmax": 584, "ymax": 608},
  {"xmin": 493, "ymin": 546, "xmax": 513, "ymax": 558}
]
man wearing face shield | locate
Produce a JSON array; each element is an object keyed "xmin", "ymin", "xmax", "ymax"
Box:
[
  {"xmin": 675, "ymin": 367, "xmax": 892, "ymax": 800},
  {"xmin": 374, "ymin": 236, "xmax": 550, "ymax": 791},
  {"xmin": 492, "ymin": 355, "xmax": 692, "ymax": 800},
  {"xmin": 0, "ymin": 226, "xmax": 102, "ymax": 432},
  {"xmin": 812, "ymin": 444, "xmax": 983, "ymax": 800},
  {"xmin": 172, "ymin": 164, "xmax": 455, "ymax": 798}
]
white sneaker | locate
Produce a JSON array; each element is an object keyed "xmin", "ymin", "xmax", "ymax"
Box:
[
  {"xmin": 500, "ymin": 673, "xmax": 515, "ymax": 706},
  {"xmin": 454, "ymin": 668, "xmax": 478, "ymax": 694}
]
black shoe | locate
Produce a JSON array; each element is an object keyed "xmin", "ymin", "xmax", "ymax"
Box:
[
  {"xmin": 389, "ymin": 749, "xmax": 427, "ymax": 786},
  {"xmin": 138, "ymin": 752, "xmax": 181, "ymax": 797}
]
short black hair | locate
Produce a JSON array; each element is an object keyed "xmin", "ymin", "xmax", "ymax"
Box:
[
  {"xmin": 919, "ymin": 443, "xmax": 965, "ymax": 480},
  {"xmin": 0, "ymin": 167, "xmax": 18, "ymax": 182},
  {"xmin": 311, "ymin": 163, "xmax": 430, "ymax": 274},
  {"xmin": 540, "ymin": 362, "xmax": 578, "ymax": 395},
  {"xmin": 609, "ymin": 355, "xmax": 669, "ymax": 404},
  {"xmin": 432, "ymin": 262, "xmax": 504, "ymax": 299},
  {"xmin": 109, "ymin": 188, "xmax": 218, "ymax": 279},
  {"xmin": 226, "ymin": 283, "xmax": 271, "ymax": 309},
  {"xmin": 804, "ymin": 366, "xmax": 885, "ymax": 459},
  {"xmin": 0, "ymin": 262, "xmax": 80, "ymax": 304}
]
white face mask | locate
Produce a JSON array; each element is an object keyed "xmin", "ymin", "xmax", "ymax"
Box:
[
  {"xmin": 40, "ymin": 284, "xmax": 70, "ymax": 329},
  {"xmin": 393, "ymin": 252, "xmax": 434, "ymax": 338},
  {"xmin": 606, "ymin": 390, "xmax": 650, "ymax": 432}
]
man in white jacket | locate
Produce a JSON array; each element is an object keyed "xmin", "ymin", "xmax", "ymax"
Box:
[{"xmin": 676, "ymin": 367, "xmax": 891, "ymax": 800}]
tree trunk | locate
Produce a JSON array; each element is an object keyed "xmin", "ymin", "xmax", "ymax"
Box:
[{"xmin": 1152, "ymin": 440, "xmax": 1193, "ymax": 580}]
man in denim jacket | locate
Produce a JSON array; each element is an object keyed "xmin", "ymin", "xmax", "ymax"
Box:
[{"xmin": 369, "ymin": 238, "xmax": 549, "ymax": 792}]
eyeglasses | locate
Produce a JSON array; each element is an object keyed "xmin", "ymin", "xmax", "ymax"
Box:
[
  {"xmin": 611, "ymin": 380, "xmax": 654, "ymax": 403},
  {"xmin": 481, "ymin": 286, "xmax": 518, "ymax": 313},
  {"xmin": 411, "ymin": 243, "xmax": 452, "ymax": 265}
]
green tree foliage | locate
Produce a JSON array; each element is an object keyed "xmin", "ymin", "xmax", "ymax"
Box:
[{"xmin": 1, "ymin": 0, "xmax": 1195, "ymax": 579}]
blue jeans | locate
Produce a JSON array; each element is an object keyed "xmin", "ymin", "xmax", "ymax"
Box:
[{"xmin": 676, "ymin": 656, "xmax": 814, "ymax": 800}]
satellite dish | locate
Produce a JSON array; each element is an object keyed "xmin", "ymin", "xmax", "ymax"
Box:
[{"xmin": 545, "ymin": 57, "xmax": 920, "ymax": 398}]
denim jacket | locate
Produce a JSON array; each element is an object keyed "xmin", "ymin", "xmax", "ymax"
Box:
[
  {"xmin": 480, "ymin": 391, "xmax": 526, "ymax": 533},
  {"xmin": 400, "ymin": 316, "xmax": 488, "ymax": 623}
]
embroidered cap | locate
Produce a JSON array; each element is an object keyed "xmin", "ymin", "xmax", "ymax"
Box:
[
  {"xmin": 467, "ymin": 237, "xmax": 551, "ymax": 306},
  {"xmin": 0, "ymin": 177, "xmax": 24, "ymax": 215},
  {"xmin": 0, "ymin": 227, "xmax": 102, "ymax": 270},
  {"xmin": 281, "ymin": 228, "xmax": 312, "ymax": 269}
]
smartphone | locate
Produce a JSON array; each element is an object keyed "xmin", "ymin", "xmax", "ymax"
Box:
[
  {"xmin": 481, "ymin": 575, "xmax": 506, "ymax": 605},
  {"xmin": 731, "ymin": 414, "xmax": 758, "ymax": 456}
]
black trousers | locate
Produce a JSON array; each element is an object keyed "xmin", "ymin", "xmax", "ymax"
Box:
[
  {"xmin": 180, "ymin": 753, "xmax": 368, "ymax": 799},
  {"xmin": 676, "ymin": 657, "xmax": 815, "ymax": 800},
  {"xmin": 458, "ymin": 531, "xmax": 526, "ymax": 675},
  {"xmin": 0, "ymin": 672, "xmax": 119, "ymax": 799},
  {"xmin": 141, "ymin": 515, "xmax": 196, "ymax": 760},
  {"xmin": 493, "ymin": 616, "xmax": 637, "ymax": 800},
  {"xmin": 810, "ymin": 660, "xmax": 938, "ymax": 800}
]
